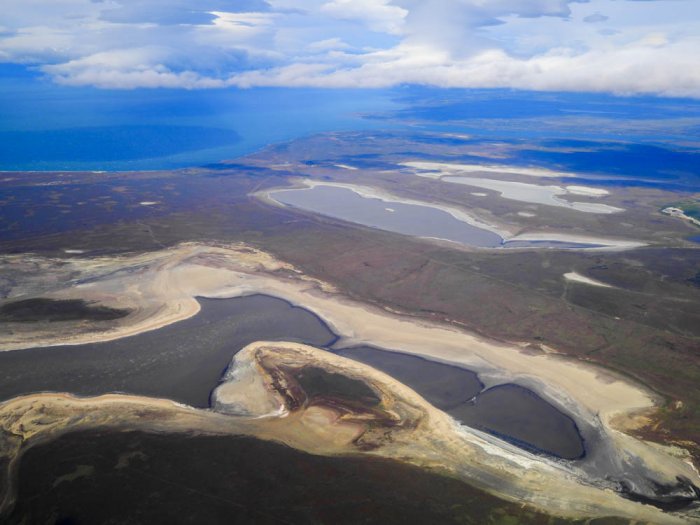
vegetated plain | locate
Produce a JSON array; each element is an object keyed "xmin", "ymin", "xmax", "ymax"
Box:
[{"xmin": 7, "ymin": 430, "xmax": 625, "ymax": 525}]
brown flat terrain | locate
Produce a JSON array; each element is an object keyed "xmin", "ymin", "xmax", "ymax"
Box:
[{"xmin": 1, "ymin": 131, "xmax": 699, "ymax": 476}]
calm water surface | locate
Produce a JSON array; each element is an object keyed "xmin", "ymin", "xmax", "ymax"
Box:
[
  {"xmin": 271, "ymin": 185, "xmax": 605, "ymax": 251},
  {"xmin": 337, "ymin": 345, "xmax": 584, "ymax": 459},
  {"xmin": 271, "ymin": 185, "xmax": 504, "ymax": 248},
  {"xmin": 0, "ymin": 295, "xmax": 336, "ymax": 407},
  {"xmin": 0, "ymin": 295, "xmax": 584, "ymax": 458}
]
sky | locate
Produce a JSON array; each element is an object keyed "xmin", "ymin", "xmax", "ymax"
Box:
[{"xmin": 1, "ymin": 0, "xmax": 699, "ymax": 97}]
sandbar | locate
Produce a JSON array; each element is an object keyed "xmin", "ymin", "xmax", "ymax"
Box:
[
  {"xmin": 401, "ymin": 161, "xmax": 580, "ymax": 179},
  {"xmin": 564, "ymin": 272, "xmax": 614, "ymax": 288}
]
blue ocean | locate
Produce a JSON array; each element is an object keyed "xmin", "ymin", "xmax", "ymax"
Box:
[{"xmin": 1, "ymin": 65, "xmax": 699, "ymax": 191}]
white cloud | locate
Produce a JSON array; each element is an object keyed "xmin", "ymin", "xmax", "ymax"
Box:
[
  {"xmin": 42, "ymin": 48, "xmax": 227, "ymax": 89},
  {"xmin": 306, "ymin": 37, "xmax": 351, "ymax": 52},
  {"xmin": 0, "ymin": 26, "xmax": 78, "ymax": 62},
  {"xmin": 320, "ymin": 0, "xmax": 408, "ymax": 35},
  {"xmin": 0, "ymin": 0, "xmax": 699, "ymax": 97},
  {"xmin": 207, "ymin": 11, "xmax": 277, "ymax": 36},
  {"xmin": 225, "ymin": 33, "xmax": 700, "ymax": 98}
]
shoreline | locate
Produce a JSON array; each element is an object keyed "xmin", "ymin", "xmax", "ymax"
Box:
[
  {"xmin": 264, "ymin": 179, "xmax": 511, "ymax": 237},
  {"xmin": 0, "ymin": 242, "xmax": 660, "ymax": 418}
]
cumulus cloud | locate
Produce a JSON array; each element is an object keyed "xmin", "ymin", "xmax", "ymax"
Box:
[
  {"xmin": 225, "ymin": 35, "xmax": 700, "ymax": 98},
  {"xmin": 42, "ymin": 48, "xmax": 227, "ymax": 89},
  {"xmin": 0, "ymin": 0, "xmax": 699, "ymax": 97}
]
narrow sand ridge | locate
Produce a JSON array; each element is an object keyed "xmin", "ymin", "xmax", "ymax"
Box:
[
  {"xmin": 0, "ymin": 342, "xmax": 689, "ymax": 523},
  {"xmin": 401, "ymin": 161, "xmax": 579, "ymax": 179},
  {"xmin": 564, "ymin": 272, "xmax": 614, "ymax": 288},
  {"xmin": 507, "ymin": 232, "xmax": 645, "ymax": 250},
  {"xmin": 262, "ymin": 180, "xmax": 644, "ymax": 250},
  {"xmin": 662, "ymin": 207, "xmax": 700, "ymax": 227},
  {"xmin": 567, "ymin": 186, "xmax": 610, "ymax": 196},
  {"xmin": 0, "ymin": 242, "xmax": 696, "ymax": 509}
]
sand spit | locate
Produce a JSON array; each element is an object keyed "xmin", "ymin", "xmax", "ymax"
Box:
[
  {"xmin": 0, "ymin": 342, "xmax": 689, "ymax": 523},
  {"xmin": 263, "ymin": 180, "xmax": 642, "ymax": 250},
  {"xmin": 564, "ymin": 272, "xmax": 614, "ymax": 288},
  {"xmin": 507, "ymin": 233, "xmax": 646, "ymax": 251},
  {"xmin": 662, "ymin": 207, "xmax": 700, "ymax": 227},
  {"xmin": 567, "ymin": 186, "xmax": 610, "ymax": 197}
]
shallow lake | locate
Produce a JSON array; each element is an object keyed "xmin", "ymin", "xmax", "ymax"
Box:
[
  {"xmin": 270, "ymin": 185, "xmax": 504, "ymax": 248},
  {"xmin": 270, "ymin": 185, "xmax": 608, "ymax": 250},
  {"xmin": 442, "ymin": 176, "xmax": 621, "ymax": 214}
]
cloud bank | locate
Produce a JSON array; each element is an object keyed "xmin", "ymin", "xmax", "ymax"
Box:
[{"xmin": 1, "ymin": 0, "xmax": 699, "ymax": 97}]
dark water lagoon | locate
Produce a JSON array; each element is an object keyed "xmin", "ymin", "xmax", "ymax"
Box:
[
  {"xmin": 336, "ymin": 345, "xmax": 584, "ymax": 459},
  {"xmin": 0, "ymin": 294, "xmax": 584, "ymax": 459},
  {"xmin": 336, "ymin": 346, "xmax": 483, "ymax": 409},
  {"xmin": 0, "ymin": 295, "xmax": 336, "ymax": 407},
  {"xmin": 450, "ymin": 384, "xmax": 584, "ymax": 459}
]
